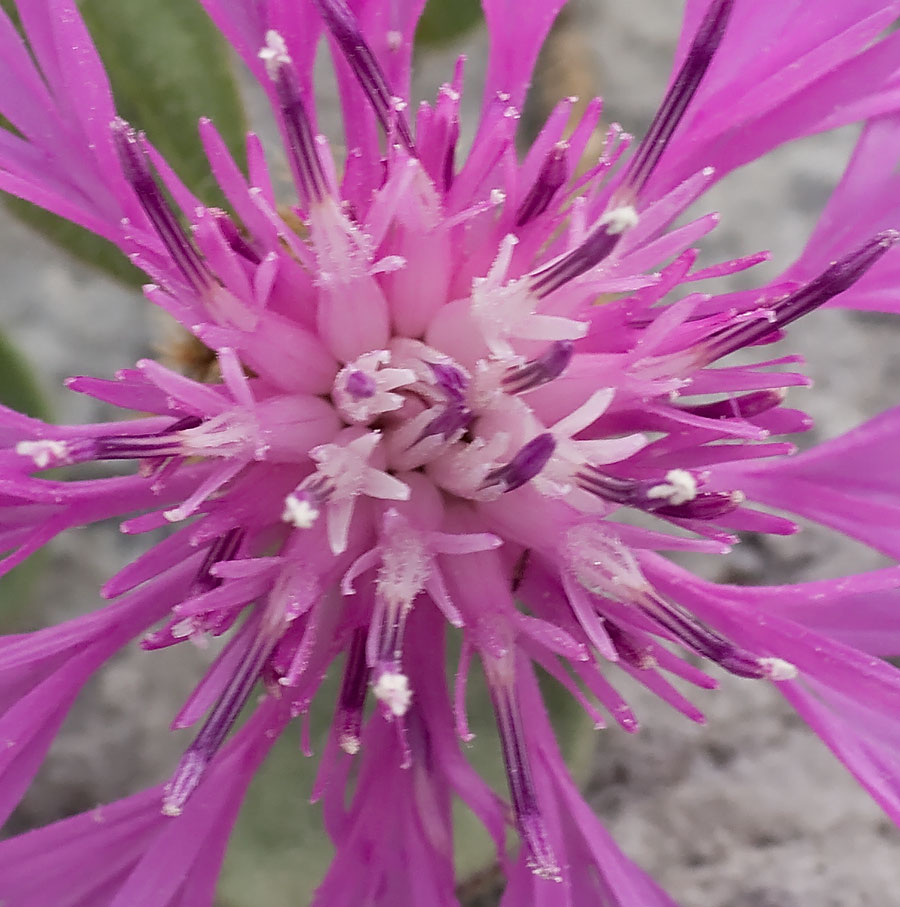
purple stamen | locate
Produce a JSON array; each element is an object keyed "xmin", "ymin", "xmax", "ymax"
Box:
[
  {"xmin": 281, "ymin": 471, "xmax": 340, "ymax": 531},
  {"xmin": 372, "ymin": 593, "xmax": 412, "ymax": 668},
  {"xmin": 622, "ymin": 0, "xmax": 734, "ymax": 197},
  {"xmin": 160, "ymin": 415, "xmax": 205, "ymax": 434},
  {"xmin": 112, "ymin": 119, "xmax": 211, "ymax": 293},
  {"xmin": 213, "ymin": 209, "xmax": 262, "ymax": 264},
  {"xmin": 416, "ymin": 401, "xmax": 472, "ymax": 444},
  {"xmin": 528, "ymin": 221, "xmax": 622, "ymax": 299},
  {"xmin": 345, "ymin": 369, "xmax": 377, "ymax": 399},
  {"xmin": 442, "ymin": 123, "xmax": 458, "ymax": 193},
  {"xmin": 677, "ymin": 389, "xmax": 786, "ymax": 420},
  {"xmin": 24, "ymin": 415, "xmax": 203, "ymax": 470},
  {"xmin": 704, "ymin": 230, "xmax": 898, "ymax": 363},
  {"xmin": 191, "ymin": 527, "xmax": 243, "ymax": 595},
  {"xmin": 141, "ymin": 529, "xmax": 244, "ymax": 651},
  {"xmin": 336, "ymin": 629, "xmax": 368, "ymax": 754},
  {"xmin": 94, "ymin": 435, "xmax": 182, "ymax": 461},
  {"xmin": 313, "ymin": 0, "xmax": 414, "ymax": 152},
  {"xmin": 98, "ymin": 415, "xmax": 204, "ymax": 461},
  {"xmin": 655, "ymin": 490, "xmax": 743, "ymax": 520},
  {"xmin": 502, "ymin": 341, "xmax": 574, "ymax": 394},
  {"xmin": 415, "ymin": 361, "xmax": 473, "ymax": 443},
  {"xmin": 428, "ymin": 361, "xmax": 468, "ymax": 402},
  {"xmin": 264, "ymin": 46, "xmax": 328, "ymax": 205},
  {"xmin": 295, "ymin": 475, "xmax": 335, "ymax": 510},
  {"xmin": 483, "ymin": 434, "xmax": 556, "ymax": 493},
  {"xmin": 605, "ymin": 622, "xmax": 655, "ymax": 669},
  {"xmin": 515, "ymin": 143, "xmax": 569, "ymax": 227},
  {"xmin": 639, "ymin": 591, "xmax": 770, "ymax": 679},
  {"xmin": 489, "ymin": 679, "xmax": 560, "ymax": 880},
  {"xmin": 577, "ymin": 467, "xmax": 741, "ymax": 521},
  {"xmin": 163, "ymin": 628, "xmax": 277, "ymax": 814}
]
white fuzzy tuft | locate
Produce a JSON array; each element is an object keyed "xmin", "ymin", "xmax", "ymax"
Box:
[
  {"xmin": 373, "ymin": 671, "xmax": 413, "ymax": 717},
  {"xmin": 601, "ymin": 205, "xmax": 639, "ymax": 235},
  {"xmin": 647, "ymin": 468, "xmax": 698, "ymax": 506},
  {"xmin": 282, "ymin": 494, "xmax": 320, "ymax": 529},
  {"xmin": 259, "ymin": 30, "xmax": 290, "ymax": 79},
  {"xmin": 16, "ymin": 439, "xmax": 68, "ymax": 468},
  {"xmin": 760, "ymin": 657, "xmax": 798, "ymax": 682}
]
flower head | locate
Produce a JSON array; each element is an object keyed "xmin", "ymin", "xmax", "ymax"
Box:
[{"xmin": 3, "ymin": 0, "xmax": 900, "ymax": 903}]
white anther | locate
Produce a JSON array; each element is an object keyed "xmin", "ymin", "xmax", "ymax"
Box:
[
  {"xmin": 282, "ymin": 495, "xmax": 320, "ymax": 529},
  {"xmin": 259, "ymin": 30, "xmax": 290, "ymax": 79},
  {"xmin": 599, "ymin": 204, "xmax": 639, "ymax": 235},
  {"xmin": 759, "ymin": 657, "xmax": 798, "ymax": 682},
  {"xmin": 170, "ymin": 618, "xmax": 196, "ymax": 640},
  {"xmin": 647, "ymin": 469, "xmax": 698, "ymax": 506},
  {"xmin": 15, "ymin": 440, "xmax": 69, "ymax": 468},
  {"xmin": 373, "ymin": 670, "xmax": 413, "ymax": 717}
]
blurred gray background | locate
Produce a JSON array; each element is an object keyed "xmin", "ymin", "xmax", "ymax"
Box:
[{"xmin": 2, "ymin": 1, "xmax": 900, "ymax": 905}]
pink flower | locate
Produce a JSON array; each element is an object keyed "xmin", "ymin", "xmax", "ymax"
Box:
[{"xmin": 2, "ymin": 0, "xmax": 900, "ymax": 903}]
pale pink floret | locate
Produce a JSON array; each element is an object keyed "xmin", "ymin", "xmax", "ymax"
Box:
[{"xmin": 2, "ymin": 0, "xmax": 900, "ymax": 905}]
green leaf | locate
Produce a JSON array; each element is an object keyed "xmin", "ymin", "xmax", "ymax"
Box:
[
  {"xmin": 1, "ymin": 0, "xmax": 247, "ymax": 286},
  {"xmin": 416, "ymin": 0, "xmax": 483, "ymax": 47},
  {"xmin": 0, "ymin": 330, "xmax": 49, "ymax": 628},
  {"xmin": 0, "ymin": 330, "xmax": 49, "ymax": 421},
  {"xmin": 0, "ymin": 533, "xmax": 43, "ymax": 631}
]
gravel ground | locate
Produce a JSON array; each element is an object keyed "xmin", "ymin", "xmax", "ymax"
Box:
[{"xmin": 1, "ymin": 1, "xmax": 899, "ymax": 905}]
